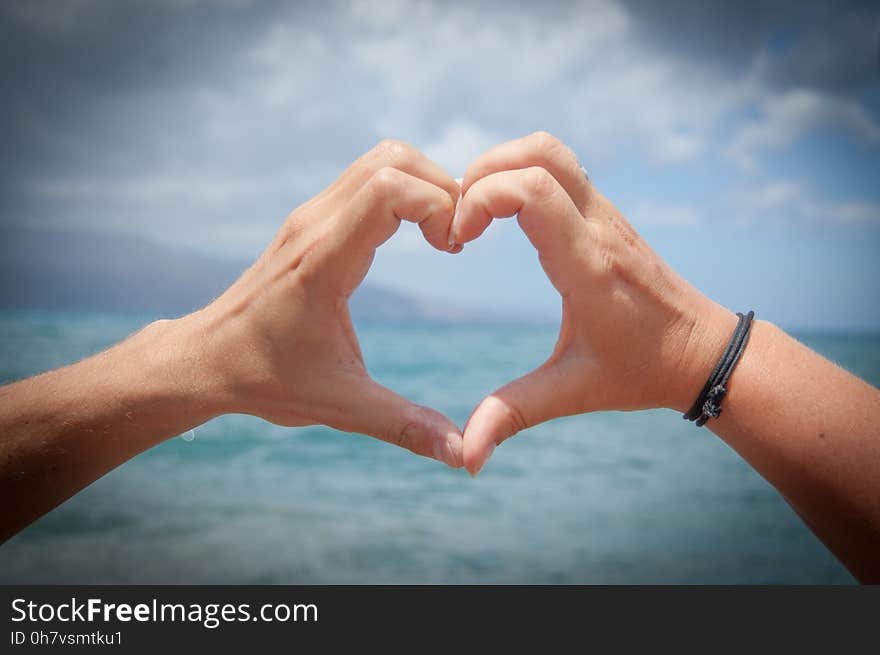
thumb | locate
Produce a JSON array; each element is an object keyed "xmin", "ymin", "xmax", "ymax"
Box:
[
  {"xmin": 341, "ymin": 377, "xmax": 464, "ymax": 468},
  {"xmin": 462, "ymin": 361, "xmax": 570, "ymax": 476}
]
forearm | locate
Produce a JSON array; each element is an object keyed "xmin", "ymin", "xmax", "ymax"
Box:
[
  {"xmin": 454, "ymin": 132, "xmax": 879, "ymax": 579},
  {"xmin": 0, "ymin": 316, "xmax": 222, "ymax": 542},
  {"xmin": 685, "ymin": 313, "xmax": 880, "ymax": 582},
  {"xmin": 0, "ymin": 143, "xmax": 467, "ymax": 543}
]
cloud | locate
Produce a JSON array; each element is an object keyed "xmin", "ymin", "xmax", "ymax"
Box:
[
  {"xmin": 745, "ymin": 180, "xmax": 803, "ymax": 212},
  {"xmin": 3, "ymin": 0, "xmax": 108, "ymax": 35},
  {"xmin": 1, "ymin": 0, "xmax": 878, "ymax": 260},
  {"xmin": 348, "ymin": 0, "xmax": 753, "ymax": 166},
  {"xmin": 631, "ymin": 176, "xmax": 880, "ymax": 230},
  {"xmin": 727, "ymin": 89, "xmax": 880, "ymax": 171},
  {"xmin": 737, "ymin": 178, "xmax": 880, "ymax": 226},
  {"xmin": 422, "ymin": 120, "xmax": 501, "ymax": 176},
  {"xmin": 821, "ymin": 202, "xmax": 880, "ymax": 225},
  {"xmin": 761, "ymin": 2, "xmax": 880, "ymax": 95}
]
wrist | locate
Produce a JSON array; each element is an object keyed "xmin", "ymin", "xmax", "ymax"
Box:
[
  {"xmin": 126, "ymin": 313, "xmax": 230, "ymax": 428},
  {"xmin": 665, "ymin": 298, "xmax": 739, "ymax": 414}
]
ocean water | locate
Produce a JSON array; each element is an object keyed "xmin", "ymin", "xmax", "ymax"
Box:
[{"xmin": 1, "ymin": 311, "xmax": 878, "ymax": 584}]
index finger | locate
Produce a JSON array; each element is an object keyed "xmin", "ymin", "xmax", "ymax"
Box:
[
  {"xmin": 461, "ymin": 131, "xmax": 591, "ymax": 215},
  {"xmin": 453, "ymin": 167, "xmax": 594, "ymax": 296},
  {"xmin": 327, "ymin": 139, "xmax": 461, "ymax": 212}
]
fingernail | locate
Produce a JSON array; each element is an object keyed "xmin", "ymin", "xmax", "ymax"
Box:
[
  {"xmin": 473, "ymin": 443, "xmax": 496, "ymax": 476},
  {"xmin": 448, "ymin": 202, "xmax": 461, "ymax": 247},
  {"xmin": 448, "ymin": 178, "xmax": 463, "ymax": 247}
]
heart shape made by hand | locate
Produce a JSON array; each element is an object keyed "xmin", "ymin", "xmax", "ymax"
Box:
[{"xmin": 197, "ymin": 133, "xmax": 727, "ymax": 479}]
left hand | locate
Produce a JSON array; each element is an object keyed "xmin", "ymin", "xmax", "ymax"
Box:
[{"xmin": 451, "ymin": 132, "xmax": 736, "ymax": 475}]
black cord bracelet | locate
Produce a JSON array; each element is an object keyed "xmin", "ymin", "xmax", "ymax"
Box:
[{"xmin": 683, "ymin": 310, "xmax": 755, "ymax": 427}]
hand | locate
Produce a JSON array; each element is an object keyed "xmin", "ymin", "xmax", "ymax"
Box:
[
  {"xmin": 184, "ymin": 140, "xmax": 465, "ymax": 467},
  {"xmin": 452, "ymin": 132, "xmax": 738, "ymax": 475}
]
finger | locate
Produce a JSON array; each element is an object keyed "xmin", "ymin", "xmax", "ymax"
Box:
[
  {"xmin": 462, "ymin": 362, "xmax": 572, "ymax": 476},
  {"xmin": 343, "ymin": 378, "xmax": 464, "ymax": 468},
  {"xmin": 328, "ymin": 167, "xmax": 456, "ymax": 257},
  {"xmin": 325, "ymin": 139, "xmax": 461, "ymax": 214},
  {"xmin": 452, "ymin": 167, "xmax": 593, "ymax": 293},
  {"xmin": 461, "ymin": 131, "xmax": 591, "ymax": 214}
]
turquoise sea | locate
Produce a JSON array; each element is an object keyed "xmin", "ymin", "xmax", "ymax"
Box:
[{"xmin": 1, "ymin": 310, "xmax": 878, "ymax": 584}]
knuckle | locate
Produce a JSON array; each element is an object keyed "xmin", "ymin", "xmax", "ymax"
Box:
[
  {"xmin": 599, "ymin": 244, "xmax": 616, "ymax": 277},
  {"xmin": 393, "ymin": 423, "xmax": 411, "ymax": 449},
  {"xmin": 372, "ymin": 138, "xmax": 416, "ymax": 166},
  {"xmin": 287, "ymin": 245, "xmax": 324, "ymax": 288},
  {"xmin": 500, "ymin": 401, "xmax": 528, "ymax": 437},
  {"xmin": 432, "ymin": 190, "xmax": 455, "ymax": 222},
  {"xmin": 587, "ymin": 219, "xmax": 615, "ymax": 276},
  {"xmin": 532, "ymin": 130, "xmax": 579, "ymax": 170},
  {"xmin": 587, "ymin": 216, "xmax": 606, "ymax": 244},
  {"xmin": 530, "ymin": 130, "xmax": 562, "ymax": 154},
  {"xmin": 367, "ymin": 166, "xmax": 403, "ymax": 197},
  {"xmin": 390, "ymin": 405, "xmax": 433, "ymax": 453},
  {"xmin": 523, "ymin": 166, "xmax": 558, "ymax": 200}
]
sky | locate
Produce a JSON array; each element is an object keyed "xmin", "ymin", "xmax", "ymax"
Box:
[{"xmin": 1, "ymin": 0, "xmax": 879, "ymax": 330}]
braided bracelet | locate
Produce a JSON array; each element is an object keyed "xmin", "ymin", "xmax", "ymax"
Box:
[{"xmin": 683, "ymin": 311, "xmax": 755, "ymax": 427}]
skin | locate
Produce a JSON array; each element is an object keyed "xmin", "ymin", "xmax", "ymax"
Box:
[
  {"xmin": 0, "ymin": 140, "xmax": 466, "ymax": 543},
  {"xmin": 453, "ymin": 131, "xmax": 880, "ymax": 583},
  {"xmin": 1, "ymin": 133, "xmax": 878, "ymax": 582}
]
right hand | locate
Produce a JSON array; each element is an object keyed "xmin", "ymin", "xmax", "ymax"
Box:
[
  {"xmin": 178, "ymin": 140, "xmax": 466, "ymax": 467},
  {"xmin": 452, "ymin": 132, "xmax": 737, "ymax": 475}
]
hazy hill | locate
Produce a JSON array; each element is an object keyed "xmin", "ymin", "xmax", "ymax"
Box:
[{"xmin": 0, "ymin": 227, "xmax": 426, "ymax": 320}]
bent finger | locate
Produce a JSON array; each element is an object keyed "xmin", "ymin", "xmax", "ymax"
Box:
[
  {"xmin": 452, "ymin": 167, "xmax": 594, "ymax": 293},
  {"xmin": 327, "ymin": 139, "xmax": 461, "ymax": 213},
  {"xmin": 329, "ymin": 167, "xmax": 457, "ymax": 258},
  {"xmin": 461, "ymin": 131, "xmax": 591, "ymax": 214}
]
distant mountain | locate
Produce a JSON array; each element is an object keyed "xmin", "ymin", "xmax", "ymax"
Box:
[{"xmin": 0, "ymin": 227, "xmax": 427, "ymax": 320}]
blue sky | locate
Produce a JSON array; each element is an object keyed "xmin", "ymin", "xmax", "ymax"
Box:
[{"xmin": 1, "ymin": 0, "xmax": 879, "ymax": 330}]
